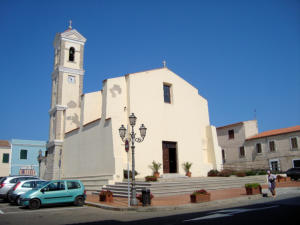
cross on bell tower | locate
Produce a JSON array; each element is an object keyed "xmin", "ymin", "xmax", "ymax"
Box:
[{"xmin": 68, "ymin": 20, "xmax": 72, "ymax": 30}]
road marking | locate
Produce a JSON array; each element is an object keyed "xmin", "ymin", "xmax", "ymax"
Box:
[{"xmin": 183, "ymin": 205, "xmax": 279, "ymax": 222}]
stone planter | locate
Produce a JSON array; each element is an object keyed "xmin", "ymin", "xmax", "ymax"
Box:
[
  {"xmin": 190, "ymin": 193, "xmax": 211, "ymax": 203},
  {"xmin": 245, "ymin": 186, "xmax": 262, "ymax": 195},
  {"xmin": 99, "ymin": 191, "xmax": 113, "ymax": 202},
  {"xmin": 145, "ymin": 176, "xmax": 157, "ymax": 182}
]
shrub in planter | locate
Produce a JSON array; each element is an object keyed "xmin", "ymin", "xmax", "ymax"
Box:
[
  {"xmin": 236, "ymin": 171, "xmax": 246, "ymax": 177},
  {"xmin": 257, "ymin": 170, "xmax": 267, "ymax": 175},
  {"xmin": 208, "ymin": 169, "xmax": 219, "ymax": 177},
  {"xmin": 246, "ymin": 170, "xmax": 257, "ymax": 176},
  {"xmin": 245, "ymin": 183, "xmax": 262, "ymax": 195},
  {"xmin": 145, "ymin": 176, "xmax": 157, "ymax": 182},
  {"xmin": 99, "ymin": 190, "xmax": 113, "ymax": 202},
  {"xmin": 219, "ymin": 169, "xmax": 234, "ymax": 177},
  {"xmin": 123, "ymin": 170, "xmax": 139, "ymax": 179},
  {"xmin": 190, "ymin": 189, "xmax": 211, "ymax": 203}
]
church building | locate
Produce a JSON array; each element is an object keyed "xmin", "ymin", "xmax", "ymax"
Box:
[{"xmin": 40, "ymin": 25, "xmax": 222, "ymax": 190}]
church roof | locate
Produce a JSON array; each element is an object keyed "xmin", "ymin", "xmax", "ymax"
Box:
[
  {"xmin": 60, "ymin": 28, "xmax": 87, "ymax": 43},
  {"xmin": 246, "ymin": 125, "xmax": 300, "ymax": 141}
]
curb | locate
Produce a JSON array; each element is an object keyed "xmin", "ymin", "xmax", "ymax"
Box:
[
  {"xmin": 85, "ymin": 186, "xmax": 300, "ymax": 212},
  {"xmin": 85, "ymin": 194, "xmax": 263, "ymax": 212}
]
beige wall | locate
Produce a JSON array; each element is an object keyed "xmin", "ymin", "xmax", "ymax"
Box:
[
  {"xmin": 245, "ymin": 131, "xmax": 300, "ymax": 171},
  {"xmin": 217, "ymin": 120, "xmax": 258, "ymax": 165},
  {"xmin": 61, "ymin": 68, "xmax": 222, "ymax": 182},
  {"xmin": 82, "ymin": 91, "xmax": 102, "ymax": 125},
  {"xmin": 0, "ymin": 146, "xmax": 11, "ymax": 176}
]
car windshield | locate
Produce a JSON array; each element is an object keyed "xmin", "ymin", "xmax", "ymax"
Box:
[{"xmin": 39, "ymin": 181, "xmax": 51, "ymax": 189}]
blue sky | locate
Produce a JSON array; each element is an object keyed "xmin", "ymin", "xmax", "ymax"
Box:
[{"xmin": 0, "ymin": 0, "xmax": 299, "ymax": 141}]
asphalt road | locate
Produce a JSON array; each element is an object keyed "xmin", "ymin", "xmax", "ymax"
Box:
[{"xmin": 0, "ymin": 193, "xmax": 299, "ymax": 225}]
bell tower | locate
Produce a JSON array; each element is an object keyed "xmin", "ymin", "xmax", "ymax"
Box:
[{"xmin": 44, "ymin": 22, "xmax": 87, "ymax": 180}]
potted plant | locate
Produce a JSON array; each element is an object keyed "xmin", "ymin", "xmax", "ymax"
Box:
[
  {"xmin": 190, "ymin": 189, "xmax": 211, "ymax": 203},
  {"xmin": 245, "ymin": 183, "xmax": 262, "ymax": 195},
  {"xmin": 149, "ymin": 161, "xmax": 162, "ymax": 178},
  {"xmin": 182, "ymin": 162, "xmax": 193, "ymax": 177},
  {"xmin": 99, "ymin": 190, "xmax": 113, "ymax": 202}
]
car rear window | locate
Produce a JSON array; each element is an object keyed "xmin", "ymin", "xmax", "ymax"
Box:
[
  {"xmin": 67, "ymin": 181, "xmax": 81, "ymax": 190},
  {"xmin": 0, "ymin": 177, "xmax": 6, "ymax": 184},
  {"xmin": 10, "ymin": 178, "xmax": 19, "ymax": 183}
]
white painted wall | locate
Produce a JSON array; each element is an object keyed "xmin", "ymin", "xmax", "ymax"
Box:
[{"xmin": 62, "ymin": 68, "xmax": 222, "ymax": 182}]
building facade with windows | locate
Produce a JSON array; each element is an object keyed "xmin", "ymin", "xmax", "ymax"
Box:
[
  {"xmin": 40, "ymin": 26, "xmax": 222, "ymax": 187},
  {"xmin": 245, "ymin": 126, "xmax": 300, "ymax": 171},
  {"xmin": 216, "ymin": 120, "xmax": 258, "ymax": 168},
  {"xmin": 11, "ymin": 139, "xmax": 46, "ymax": 176},
  {"xmin": 217, "ymin": 122, "xmax": 300, "ymax": 172},
  {"xmin": 0, "ymin": 140, "xmax": 11, "ymax": 176}
]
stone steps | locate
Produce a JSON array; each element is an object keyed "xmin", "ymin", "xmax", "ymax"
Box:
[
  {"xmin": 63, "ymin": 174, "xmax": 113, "ymax": 192},
  {"xmin": 100, "ymin": 175, "xmax": 267, "ymax": 197}
]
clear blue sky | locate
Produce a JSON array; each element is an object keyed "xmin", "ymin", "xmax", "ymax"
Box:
[{"xmin": 0, "ymin": 0, "xmax": 299, "ymax": 141}]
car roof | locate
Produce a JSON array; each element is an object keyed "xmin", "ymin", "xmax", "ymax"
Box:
[{"xmin": 18, "ymin": 179, "xmax": 46, "ymax": 183}]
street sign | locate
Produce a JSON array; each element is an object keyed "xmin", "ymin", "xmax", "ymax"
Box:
[{"xmin": 125, "ymin": 139, "xmax": 129, "ymax": 152}]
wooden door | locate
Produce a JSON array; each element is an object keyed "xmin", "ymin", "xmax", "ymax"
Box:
[{"xmin": 162, "ymin": 142, "xmax": 170, "ymax": 173}]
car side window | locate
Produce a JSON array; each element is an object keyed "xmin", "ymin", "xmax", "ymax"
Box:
[
  {"xmin": 44, "ymin": 182, "xmax": 65, "ymax": 192},
  {"xmin": 10, "ymin": 178, "xmax": 19, "ymax": 183},
  {"xmin": 21, "ymin": 182, "xmax": 32, "ymax": 188},
  {"xmin": 67, "ymin": 181, "xmax": 81, "ymax": 190},
  {"xmin": 36, "ymin": 181, "xmax": 46, "ymax": 188}
]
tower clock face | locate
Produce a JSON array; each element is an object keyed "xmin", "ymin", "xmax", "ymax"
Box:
[{"xmin": 68, "ymin": 75, "xmax": 75, "ymax": 83}]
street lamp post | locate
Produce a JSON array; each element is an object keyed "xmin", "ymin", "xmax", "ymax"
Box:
[
  {"xmin": 37, "ymin": 150, "xmax": 43, "ymax": 178},
  {"xmin": 119, "ymin": 113, "xmax": 147, "ymax": 206}
]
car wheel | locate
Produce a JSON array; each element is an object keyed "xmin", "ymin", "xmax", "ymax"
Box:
[
  {"xmin": 29, "ymin": 199, "xmax": 41, "ymax": 210},
  {"xmin": 16, "ymin": 196, "xmax": 21, "ymax": 205},
  {"xmin": 8, "ymin": 195, "xmax": 14, "ymax": 203},
  {"xmin": 74, "ymin": 196, "xmax": 84, "ymax": 206}
]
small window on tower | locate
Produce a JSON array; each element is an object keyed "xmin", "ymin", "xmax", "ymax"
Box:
[{"xmin": 69, "ymin": 47, "xmax": 75, "ymax": 62}]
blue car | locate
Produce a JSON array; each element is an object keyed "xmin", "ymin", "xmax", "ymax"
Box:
[{"xmin": 19, "ymin": 180, "xmax": 86, "ymax": 209}]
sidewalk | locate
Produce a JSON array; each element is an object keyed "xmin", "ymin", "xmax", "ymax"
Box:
[{"xmin": 85, "ymin": 181, "xmax": 300, "ymax": 211}]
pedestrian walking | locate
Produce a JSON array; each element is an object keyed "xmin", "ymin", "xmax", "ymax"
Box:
[{"xmin": 267, "ymin": 170, "xmax": 276, "ymax": 197}]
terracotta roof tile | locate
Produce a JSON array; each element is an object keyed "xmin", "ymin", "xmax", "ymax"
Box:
[
  {"xmin": 246, "ymin": 125, "xmax": 300, "ymax": 140},
  {"xmin": 216, "ymin": 121, "xmax": 244, "ymax": 130},
  {"xmin": 0, "ymin": 140, "xmax": 10, "ymax": 147}
]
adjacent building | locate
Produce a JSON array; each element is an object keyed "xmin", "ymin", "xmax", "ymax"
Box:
[
  {"xmin": 216, "ymin": 120, "xmax": 258, "ymax": 168},
  {"xmin": 217, "ymin": 121, "xmax": 300, "ymax": 172},
  {"xmin": 11, "ymin": 139, "xmax": 46, "ymax": 176},
  {"xmin": 0, "ymin": 140, "xmax": 11, "ymax": 176},
  {"xmin": 40, "ymin": 25, "xmax": 222, "ymax": 188},
  {"xmin": 245, "ymin": 126, "xmax": 300, "ymax": 171}
]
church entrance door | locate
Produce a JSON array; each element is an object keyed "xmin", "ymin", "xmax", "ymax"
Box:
[{"xmin": 162, "ymin": 141, "xmax": 177, "ymax": 173}]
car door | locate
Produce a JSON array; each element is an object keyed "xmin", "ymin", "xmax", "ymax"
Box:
[
  {"xmin": 40, "ymin": 181, "xmax": 68, "ymax": 204},
  {"xmin": 66, "ymin": 181, "xmax": 82, "ymax": 202}
]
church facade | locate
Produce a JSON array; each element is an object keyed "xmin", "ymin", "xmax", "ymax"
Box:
[{"xmin": 40, "ymin": 26, "xmax": 222, "ymax": 190}]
